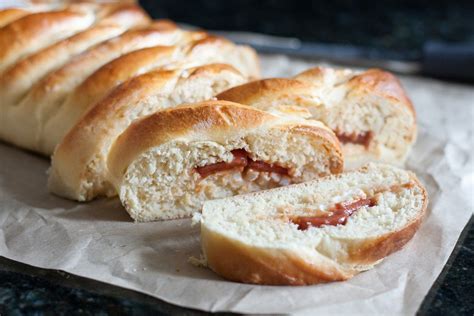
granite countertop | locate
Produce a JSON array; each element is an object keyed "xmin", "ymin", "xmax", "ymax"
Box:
[{"xmin": 0, "ymin": 217, "xmax": 472, "ymax": 315}]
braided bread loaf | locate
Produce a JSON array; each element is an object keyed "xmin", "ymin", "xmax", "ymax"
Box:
[
  {"xmin": 217, "ymin": 67, "xmax": 416, "ymax": 168},
  {"xmin": 0, "ymin": 2, "xmax": 259, "ymax": 158}
]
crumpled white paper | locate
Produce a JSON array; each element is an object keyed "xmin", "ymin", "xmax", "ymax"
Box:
[{"xmin": 0, "ymin": 54, "xmax": 473, "ymax": 315}]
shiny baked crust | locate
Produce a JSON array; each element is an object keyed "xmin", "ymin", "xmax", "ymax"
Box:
[{"xmin": 0, "ymin": 3, "xmax": 259, "ymax": 158}]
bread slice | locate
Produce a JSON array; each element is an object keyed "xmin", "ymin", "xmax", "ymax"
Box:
[
  {"xmin": 48, "ymin": 64, "xmax": 248, "ymax": 201},
  {"xmin": 107, "ymin": 101, "xmax": 343, "ymax": 222},
  {"xmin": 217, "ymin": 67, "xmax": 417, "ymax": 168},
  {"xmin": 199, "ymin": 162, "xmax": 427, "ymax": 285}
]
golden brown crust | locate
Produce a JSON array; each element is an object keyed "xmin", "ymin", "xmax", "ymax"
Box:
[
  {"xmin": 348, "ymin": 68, "xmax": 415, "ymax": 116},
  {"xmin": 0, "ymin": 4, "xmax": 149, "ymax": 105},
  {"xmin": 0, "ymin": 24, "xmax": 125, "ymax": 105},
  {"xmin": 219, "ymin": 67, "xmax": 414, "ymax": 117},
  {"xmin": 70, "ymin": 45, "xmax": 178, "ymax": 109},
  {"xmin": 292, "ymin": 66, "xmax": 327, "ymax": 81},
  {"xmin": 185, "ymin": 62, "xmax": 242, "ymax": 77},
  {"xmin": 183, "ymin": 35, "xmax": 260, "ymax": 80},
  {"xmin": 0, "ymin": 10, "xmax": 94, "ymax": 72},
  {"xmin": 216, "ymin": 78, "xmax": 312, "ymax": 105},
  {"xmin": 27, "ymin": 24, "xmax": 182, "ymax": 102},
  {"xmin": 202, "ymin": 226, "xmax": 354, "ymax": 285},
  {"xmin": 69, "ymin": 34, "xmax": 250, "ymax": 112},
  {"xmin": 0, "ymin": 2, "xmax": 261, "ymax": 167},
  {"xmin": 97, "ymin": 3, "xmax": 150, "ymax": 26},
  {"xmin": 185, "ymin": 35, "xmax": 231, "ymax": 50},
  {"xmin": 0, "ymin": 8, "xmax": 31, "ymax": 27},
  {"xmin": 56, "ymin": 68, "xmax": 180, "ymax": 156}
]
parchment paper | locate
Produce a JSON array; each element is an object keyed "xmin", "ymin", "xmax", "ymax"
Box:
[{"xmin": 0, "ymin": 55, "xmax": 473, "ymax": 315}]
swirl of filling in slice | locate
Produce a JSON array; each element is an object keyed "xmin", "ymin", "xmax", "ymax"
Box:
[
  {"xmin": 335, "ymin": 131, "xmax": 374, "ymax": 149},
  {"xmin": 195, "ymin": 149, "xmax": 289, "ymax": 178},
  {"xmin": 291, "ymin": 197, "xmax": 377, "ymax": 230},
  {"xmin": 290, "ymin": 182, "xmax": 414, "ymax": 230}
]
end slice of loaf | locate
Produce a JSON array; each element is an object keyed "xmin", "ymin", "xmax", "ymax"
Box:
[
  {"xmin": 217, "ymin": 67, "xmax": 417, "ymax": 168},
  {"xmin": 107, "ymin": 100, "xmax": 343, "ymax": 221},
  {"xmin": 199, "ymin": 162, "xmax": 427, "ymax": 285}
]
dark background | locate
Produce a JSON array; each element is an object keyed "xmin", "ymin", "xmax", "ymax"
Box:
[{"xmin": 139, "ymin": 0, "xmax": 474, "ymax": 61}]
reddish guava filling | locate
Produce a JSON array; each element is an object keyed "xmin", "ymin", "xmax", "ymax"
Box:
[
  {"xmin": 195, "ymin": 149, "xmax": 289, "ymax": 179},
  {"xmin": 336, "ymin": 131, "xmax": 374, "ymax": 149},
  {"xmin": 291, "ymin": 197, "xmax": 377, "ymax": 230},
  {"xmin": 290, "ymin": 182, "xmax": 414, "ymax": 230}
]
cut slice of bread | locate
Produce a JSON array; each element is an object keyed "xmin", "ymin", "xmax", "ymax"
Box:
[
  {"xmin": 107, "ymin": 101, "xmax": 343, "ymax": 222},
  {"xmin": 217, "ymin": 67, "xmax": 417, "ymax": 168},
  {"xmin": 199, "ymin": 162, "xmax": 427, "ymax": 285}
]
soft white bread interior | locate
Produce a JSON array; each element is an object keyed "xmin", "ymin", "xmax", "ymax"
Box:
[
  {"xmin": 217, "ymin": 67, "xmax": 417, "ymax": 168},
  {"xmin": 48, "ymin": 64, "xmax": 248, "ymax": 201},
  {"xmin": 199, "ymin": 162, "xmax": 428, "ymax": 285},
  {"xmin": 107, "ymin": 101, "xmax": 343, "ymax": 222}
]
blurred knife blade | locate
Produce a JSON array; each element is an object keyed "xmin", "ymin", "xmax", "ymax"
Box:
[{"xmin": 210, "ymin": 30, "xmax": 474, "ymax": 81}]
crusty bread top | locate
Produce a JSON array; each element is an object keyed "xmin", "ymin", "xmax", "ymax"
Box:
[
  {"xmin": 344, "ymin": 68, "xmax": 415, "ymax": 115},
  {"xmin": 217, "ymin": 67, "xmax": 414, "ymax": 116},
  {"xmin": 68, "ymin": 45, "xmax": 179, "ymax": 106},
  {"xmin": 217, "ymin": 77, "xmax": 313, "ymax": 105},
  {"xmin": 25, "ymin": 21, "xmax": 180, "ymax": 102},
  {"xmin": 0, "ymin": 24, "xmax": 126, "ymax": 105},
  {"xmin": 108, "ymin": 100, "xmax": 340, "ymax": 179},
  {"xmin": 0, "ymin": 4, "xmax": 149, "ymax": 105},
  {"xmin": 108, "ymin": 101, "xmax": 274, "ymax": 177},
  {"xmin": 0, "ymin": 9, "xmax": 96, "ymax": 73},
  {"xmin": 96, "ymin": 3, "xmax": 150, "ymax": 26},
  {"xmin": 182, "ymin": 35, "xmax": 260, "ymax": 79},
  {"xmin": 0, "ymin": 8, "xmax": 31, "ymax": 27}
]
